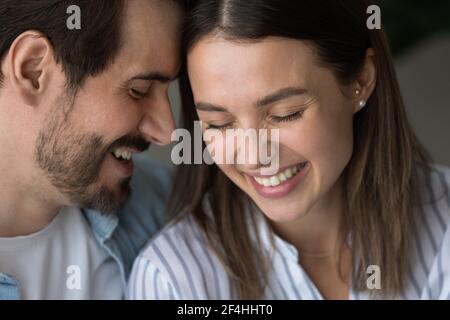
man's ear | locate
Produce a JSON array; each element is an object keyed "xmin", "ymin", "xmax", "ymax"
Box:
[
  {"xmin": 5, "ymin": 31, "xmax": 56, "ymax": 107},
  {"xmin": 352, "ymin": 48, "xmax": 377, "ymax": 113}
]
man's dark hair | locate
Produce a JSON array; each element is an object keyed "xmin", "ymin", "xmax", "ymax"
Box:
[{"xmin": 0, "ymin": 0, "xmax": 124, "ymax": 91}]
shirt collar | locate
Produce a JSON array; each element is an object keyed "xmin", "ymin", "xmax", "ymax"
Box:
[{"xmin": 81, "ymin": 208, "xmax": 119, "ymax": 242}]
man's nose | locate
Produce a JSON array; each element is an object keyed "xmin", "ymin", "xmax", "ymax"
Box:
[{"xmin": 138, "ymin": 91, "xmax": 176, "ymax": 146}]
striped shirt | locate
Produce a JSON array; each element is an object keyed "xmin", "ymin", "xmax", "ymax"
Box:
[{"xmin": 127, "ymin": 165, "xmax": 450, "ymax": 300}]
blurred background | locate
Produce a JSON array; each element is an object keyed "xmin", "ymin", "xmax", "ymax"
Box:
[{"xmin": 147, "ymin": 0, "xmax": 450, "ymax": 170}]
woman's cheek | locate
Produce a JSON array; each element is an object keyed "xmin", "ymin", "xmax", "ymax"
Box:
[
  {"xmin": 278, "ymin": 124, "xmax": 317, "ymax": 160},
  {"xmin": 281, "ymin": 115, "xmax": 352, "ymax": 182},
  {"xmin": 308, "ymin": 116, "xmax": 354, "ymax": 184}
]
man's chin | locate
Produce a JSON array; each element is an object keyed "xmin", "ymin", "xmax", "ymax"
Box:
[{"xmin": 80, "ymin": 178, "xmax": 132, "ymax": 214}]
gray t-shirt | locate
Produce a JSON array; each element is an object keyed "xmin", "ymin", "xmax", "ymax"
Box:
[{"xmin": 0, "ymin": 207, "xmax": 122, "ymax": 300}]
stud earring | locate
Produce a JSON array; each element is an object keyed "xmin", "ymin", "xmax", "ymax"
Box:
[
  {"xmin": 355, "ymin": 89, "xmax": 361, "ymax": 96},
  {"xmin": 359, "ymin": 100, "xmax": 367, "ymax": 108}
]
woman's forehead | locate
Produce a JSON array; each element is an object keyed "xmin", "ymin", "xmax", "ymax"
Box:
[{"xmin": 187, "ymin": 37, "xmax": 321, "ymax": 98}]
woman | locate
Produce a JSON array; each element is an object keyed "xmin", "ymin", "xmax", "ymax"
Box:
[{"xmin": 128, "ymin": 0, "xmax": 450, "ymax": 299}]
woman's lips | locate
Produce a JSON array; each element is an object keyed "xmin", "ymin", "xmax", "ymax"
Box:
[{"xmin": 247, "ymin": 162, "xmax": 310, "ymax": 199}]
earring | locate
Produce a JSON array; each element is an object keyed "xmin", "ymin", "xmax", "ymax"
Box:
[{"xmin": 355, "ymin": 89, "xmax": 366, "ymax": 109}]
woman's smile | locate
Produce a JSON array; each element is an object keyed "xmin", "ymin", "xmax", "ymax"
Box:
[{"xmin": 245, "ymin": 161, "xmax": 310, "ymax": 198}]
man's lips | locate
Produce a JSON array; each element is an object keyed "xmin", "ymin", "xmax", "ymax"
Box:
[
  {"xmin": 108, "ymin": 152, "xmax": 135, "ymax": 177},
  {"xmin": 110, "ymin": 145, "xmax": 149, "ymax": 161},
  {"xmin": 109, "ymin": 135, "xmax": 151, "ymax": 154},
  {"xmin": 107, "ymin": 141, "xmax": 150, "ymax": 177}
]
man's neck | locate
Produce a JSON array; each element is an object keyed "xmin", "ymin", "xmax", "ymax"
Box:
[{"xmin": 0, "ymin": 172, "xmax": 61, "ymax": 238}]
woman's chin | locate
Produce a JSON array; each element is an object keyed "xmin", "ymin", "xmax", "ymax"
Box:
[{"xmin": 256, "ymin": 202, "xmax": 312, "ymax": 224}]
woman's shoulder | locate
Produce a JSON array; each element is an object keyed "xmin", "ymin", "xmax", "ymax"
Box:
[
  {"xmin": 413, "ymin": 163, "xmax": 450, "ymax": 244},
  {"xmin": 428, "ymin": 163, "xmax": 450, "ymax": 188},
  {"xmin": 143, "ymin": 194, "xmax": 216, "ymax": 254},
  {"xmin": 406, "ymin": 163, "xmax": 450, "ymax": 299},
  {"xmin": 129, "ymin": 209, "xmax": 234, "ymax": 300},
  {"xmin": 419, "ymin": 163, "xmax": 450, "ymax": 225},
  {"xmin": 140, "ymin": 214, "xmax": 210, "ymax": 263},
  {"xmin": 141, "ymin": 193, "xmax": 221, "ymax": 256}
]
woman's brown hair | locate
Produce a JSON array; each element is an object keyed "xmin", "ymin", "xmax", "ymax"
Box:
[{"xmin": 170, "ymin": 0, "xmax": 432, "ymax": 299}]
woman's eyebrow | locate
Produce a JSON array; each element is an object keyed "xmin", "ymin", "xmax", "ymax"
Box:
[
  {"xmin": 256, "ymin": 87, "xmax": 308, "ymax": 107},
  {"xmin": 195, "ymin": 86, "xmax": 308, "ymax": 112}
]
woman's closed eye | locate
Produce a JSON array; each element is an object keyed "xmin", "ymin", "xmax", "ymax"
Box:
[
  {"xmin": 270, "ymin": 109, "xmax": 305, "ymax": 123},
  {"xmin": 204, "ymin": 109, "xmax": 305, "ymax": 130}
]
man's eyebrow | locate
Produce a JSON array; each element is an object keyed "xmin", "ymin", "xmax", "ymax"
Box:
[
  {"xmin": 195, "ymin": 102, "xmax": 228, "ymax": 112},
  {"xmin": 128, "ymin": 71, "xmax": 176, "ymax": 83},
  {"xmin": 256, "ymin": 87, "xmax": 308, "ymax": 107}
]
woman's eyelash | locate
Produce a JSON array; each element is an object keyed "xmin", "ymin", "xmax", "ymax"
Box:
[
  {"xmin": 270, "ymin": 110, "xmax": 304, "ymax": 123},
  {"xmin": 205, "ymin": 110, "xmax": 304, "ymax": 129}
]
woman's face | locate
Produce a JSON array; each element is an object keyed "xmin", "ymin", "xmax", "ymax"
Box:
[{"xmin": 188, "ymin": 36, "xmax": 360, "ymax": 223}]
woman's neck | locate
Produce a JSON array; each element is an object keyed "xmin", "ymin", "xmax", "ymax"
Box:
[
  {"xmin": 270, "ymin": 177, "xmax": 347, "ymax": 260},
  {"xmin": 269, "ymin": 177, "xmax": 352, "ymax": 299}
]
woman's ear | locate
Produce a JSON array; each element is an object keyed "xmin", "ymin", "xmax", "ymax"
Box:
[
  {"xmin": 352, "ymin": 48, "xmax": 377, "ymax": 113},
  {"xmin": 5, "ymin": 31, "xmax": 56, "ymax": 107}
]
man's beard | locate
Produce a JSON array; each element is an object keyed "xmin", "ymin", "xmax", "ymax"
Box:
[{"xmin": 33, "ymin": 96, "xmax": 147, "ymax": 214}]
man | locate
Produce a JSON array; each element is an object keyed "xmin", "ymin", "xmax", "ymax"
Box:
[{"xmin": 0, "ymin": 0, "xmax": 183, "ymax": 299}]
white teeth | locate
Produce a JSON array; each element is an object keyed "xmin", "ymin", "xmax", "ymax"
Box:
[
  {"xmin": 252, "ymin": 162, "xmax": 307, "ymax": 187},
  {"xmin": 270, "ymin": 176, "xmax": 281, "ymax": 186},
  {"xmin": 285, "ymin": 168, "xmax": 293, "ymax": 178},
  {"xmin": 112, "ymin": 147, "xmax": 132, "ymax": 161}
]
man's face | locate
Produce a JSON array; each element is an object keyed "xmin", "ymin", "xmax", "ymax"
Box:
[{"xmin": 34, "ymin": 0, "xmax": 182, "ymax": 213}]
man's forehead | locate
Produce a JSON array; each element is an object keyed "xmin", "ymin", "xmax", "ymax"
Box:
[
  {"xmin": 122, "ymin": 0, "xmax": 183, "ymax": 45},
  {"xmin": 118, "ymin": 0, "xmax": 182, "ymax": 79}
]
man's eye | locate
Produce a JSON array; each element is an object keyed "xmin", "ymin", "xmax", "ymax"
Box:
[
  {"xmin": 129, "ymin": 88, "xmax": 149, "ymax": 99},
  {"xmin": 270, "ymin": 110, "xmax": 304, "ymax": 123}
]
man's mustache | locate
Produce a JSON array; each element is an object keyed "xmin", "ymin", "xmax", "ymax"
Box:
[{"xmin": 109, "ymin": 135, "xmax": 151, "ymax": 152}]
